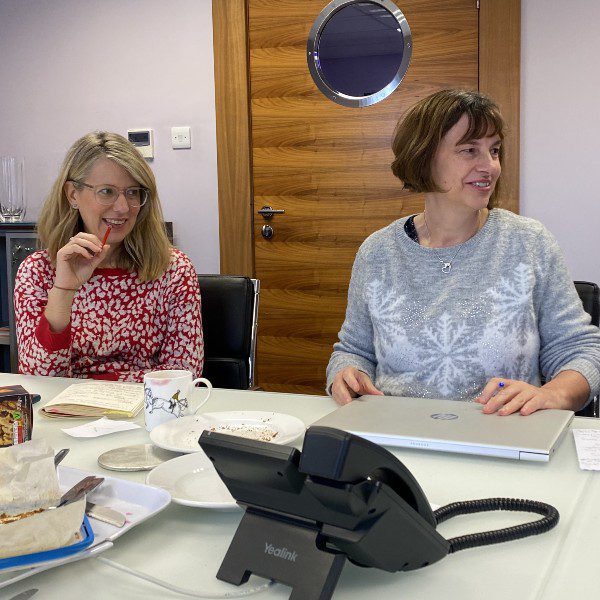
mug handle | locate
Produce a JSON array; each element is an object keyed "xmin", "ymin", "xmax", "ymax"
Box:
[{"xmin": 191, "ymin": 378, "xmax": 213, "ymax": 414}]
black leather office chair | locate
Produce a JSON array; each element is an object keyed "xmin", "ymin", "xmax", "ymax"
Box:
[
  {"xmin": 197, "ymin": 275, "xmax": 260, "ymax": 389},
  {"xmin": 574, "ymin": 281, "xmax": 599, "ymax": 417},
  {"xmin": 575, "ymin": 281, "xmax": 600, "ymax": 327}
]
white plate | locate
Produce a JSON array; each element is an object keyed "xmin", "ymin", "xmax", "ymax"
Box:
[
  {"xmin": 58, "ymin": 466, "xmax": 172, "ymax": 544},
  {"xmin": 146, "ymin": 451, "xmax": 238, "ymax": 510},
  {"xmin": 149, "ymin": 411, "xmax": 306, "ymax": 454}
]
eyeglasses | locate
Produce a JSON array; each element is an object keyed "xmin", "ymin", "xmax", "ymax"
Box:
[{"xmin": 71, "ymin": 181, "xmax": 149, "ymax": 208}]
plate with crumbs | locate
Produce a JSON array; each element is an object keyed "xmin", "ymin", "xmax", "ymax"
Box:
[{"xmin": 149, "ymin": 411, "xmax": 306, "ymax": 454}]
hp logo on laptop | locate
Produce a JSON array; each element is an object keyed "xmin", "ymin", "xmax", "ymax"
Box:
[{"xmin": 430, "ymin": 413, "xmax": 459, "ymax": 420}]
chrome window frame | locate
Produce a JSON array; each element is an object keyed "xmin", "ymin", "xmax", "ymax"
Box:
[{"xmin": 307, "ymin": 0, "xmax": 412, "ymax": 108}]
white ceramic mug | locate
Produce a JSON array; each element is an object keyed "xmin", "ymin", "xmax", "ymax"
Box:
[{"xmin": 143, "ymin": 370, "xmax": 212, "ymax": 432}]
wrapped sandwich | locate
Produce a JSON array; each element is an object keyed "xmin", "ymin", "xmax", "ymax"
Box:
[{"xmin": 0, "ymin": 439, "xmax": 85, "ymax": 559}]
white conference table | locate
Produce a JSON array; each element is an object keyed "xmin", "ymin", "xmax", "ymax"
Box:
[{"xmin": 1, "ymin": 373, "xmax": 599, "ymax": 600}]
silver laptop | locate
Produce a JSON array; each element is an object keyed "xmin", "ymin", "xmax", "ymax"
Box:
[{"xmin": 313, "ymin": 395, "xmax": 574, "ymax": 461}]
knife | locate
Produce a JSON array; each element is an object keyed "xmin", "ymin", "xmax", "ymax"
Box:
[
  {"xmin": 8, "ymin": 589, "xmax": 38, "ymax": 600},
  {"xmin": 54, "ymin": 448, "xmax": 70, "ymax": 468},
  {"xmin": 85, "ymin": 501, "xmax": 126, "ymax": 527},
  {"xmin": 58, "ymin": 476, "xmax": 104, "ymax": 507}
]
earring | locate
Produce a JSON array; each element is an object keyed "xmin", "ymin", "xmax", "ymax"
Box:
[{"xmin": 71, "ymin": 203, "xmax": 78, "ymax": 209}]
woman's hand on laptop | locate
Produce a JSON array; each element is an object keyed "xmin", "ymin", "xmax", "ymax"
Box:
[
  {"xmin": 331, "ymin": 367, "xmax": 384, "ymax": 405},
  {"xmin": 475, "ymin": 372, "xmax": 589, "ymax": 415}
]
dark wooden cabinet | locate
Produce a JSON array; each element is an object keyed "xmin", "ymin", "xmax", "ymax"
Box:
[{"xmin": 0, "ymin": 222, "xmax": 38, "ymax": 372}]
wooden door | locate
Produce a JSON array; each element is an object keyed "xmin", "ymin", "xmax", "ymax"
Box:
[{"xmin": 213, "ymin": 0, "xmax": 520, "ymax": 395}]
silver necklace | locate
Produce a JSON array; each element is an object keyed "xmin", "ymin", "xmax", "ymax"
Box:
[{"xmin": 422, "ymin": 212, "xmax": 476, "ymax": 274}]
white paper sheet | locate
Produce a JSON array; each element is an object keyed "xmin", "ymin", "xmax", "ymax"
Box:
[
  {"xmin": 61, "ymin": 417, "xmax": 141, "ymax": 438},
  {"xmin": 572, "ymin": 429, "xmax": 600, "ymax": 470}
]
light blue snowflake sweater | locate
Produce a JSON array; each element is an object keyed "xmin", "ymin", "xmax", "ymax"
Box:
[{"xmin": 326, "ymin": 209, "xmax": 600, "ymax": 402}]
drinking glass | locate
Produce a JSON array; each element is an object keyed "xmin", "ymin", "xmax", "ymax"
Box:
[{"xmin": 0, "ymin": 156, "xmax": 26, "ymax": 222}]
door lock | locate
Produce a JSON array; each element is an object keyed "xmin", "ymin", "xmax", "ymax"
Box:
[{"xmin": 261, "ymin": 224, "xmax": 274, "ymax": 239}]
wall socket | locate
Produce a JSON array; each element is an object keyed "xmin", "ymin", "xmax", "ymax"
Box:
[{"xmin": 171, "ymin": 126, "xmax": 191, "ymax": 149}]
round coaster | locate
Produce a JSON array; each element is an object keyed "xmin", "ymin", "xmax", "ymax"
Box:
[{"xmin": 98, "ymin": 444, "xmax": 179, "ymax": 471}]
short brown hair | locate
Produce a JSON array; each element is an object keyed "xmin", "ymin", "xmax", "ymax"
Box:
[
  {"xmin": 391, "ymin": 89, "xmax": 506, "ymax": 206},
  {"xmin": 37, "ymin": 132, "xmax": 172, "ymax": 281}
]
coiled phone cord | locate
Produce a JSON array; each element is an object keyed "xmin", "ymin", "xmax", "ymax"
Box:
[{"xmin": 433, "ymin": 497, "xmax": 559, "ymax": 553}]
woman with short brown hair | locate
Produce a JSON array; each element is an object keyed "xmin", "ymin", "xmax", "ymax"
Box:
[{"xmin": 327, "ymin": 89, "xmax": 600, "ymax": 416}]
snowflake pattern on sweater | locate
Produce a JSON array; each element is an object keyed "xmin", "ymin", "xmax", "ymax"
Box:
[
  {"xmin": 365, "ymin": 264, "xmax": 537, "ymax": 398},
  {"xmin": 327, "ymin": 209, "xmax": 600, "ymax": 401},
  {"xmin": 14, "ymin": 248, "xmax": 204, "ymax": 382}
]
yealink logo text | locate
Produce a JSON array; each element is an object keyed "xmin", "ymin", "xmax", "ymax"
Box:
[{"xmin": 265, "ymin": 543, "xmax": 298, "ymax": 562}]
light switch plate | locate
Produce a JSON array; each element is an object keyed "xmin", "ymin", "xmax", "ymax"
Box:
[{"xmin": 171, "ymin": 126, "xmax": 191, "ymax": 149}]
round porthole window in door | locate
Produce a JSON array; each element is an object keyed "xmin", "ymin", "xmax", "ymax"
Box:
[{"xmin": 307, "ymin": 0, "xmax": 412, "ymax": 108}]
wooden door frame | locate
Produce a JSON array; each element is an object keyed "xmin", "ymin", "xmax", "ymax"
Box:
[
  {"xmin": 212, "ymin": 0, "xmax": 521, "ymax": 276},
  {"xmin": 212, "ymin": 0, "xmax": 255, "ymax": 276}
]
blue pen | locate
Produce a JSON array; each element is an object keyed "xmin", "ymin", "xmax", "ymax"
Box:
[
  {"xmin": 476, "ymin": 381, "xmax": 505, "ymax": 402},
  {"xmin": 491, "ymin": 381, "xmax": 505, "ymax": 399}
]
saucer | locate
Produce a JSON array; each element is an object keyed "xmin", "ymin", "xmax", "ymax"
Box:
[{"xmin": 146, "ymin": 451, "xmax": 238, "ymax": 510}]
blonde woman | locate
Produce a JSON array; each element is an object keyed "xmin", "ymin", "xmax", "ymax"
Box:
[{"xmin": 14, "ymin": 131, "xmax": 203, "ymax": 381}]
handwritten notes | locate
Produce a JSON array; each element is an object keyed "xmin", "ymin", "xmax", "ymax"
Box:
[{"xmin": 41, "ymin": 382, "xmax": 144, "ymax": 419}]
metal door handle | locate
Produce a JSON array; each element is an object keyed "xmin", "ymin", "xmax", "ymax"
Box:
[{"xmin": 257, "ymin": 205, "xmax": 285, "ymax": 220}]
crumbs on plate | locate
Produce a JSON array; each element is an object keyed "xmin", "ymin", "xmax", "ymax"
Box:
[{"xmin": 209, "ymin": 424, "xmax": 279, "ymax": 442}]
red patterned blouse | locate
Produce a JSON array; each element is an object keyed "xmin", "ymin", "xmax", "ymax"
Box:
[{"xmin": 14, "ymin": 248, "xmax": 203, "ymax": 382}]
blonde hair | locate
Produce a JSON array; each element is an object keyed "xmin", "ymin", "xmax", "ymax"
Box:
[
  {"xmin": 391, "ymin": 89, "xmax": 506, "ymax": 207},
  {"xmin": 37, "ymin": 132, "xmax": 171, "ymax": 281}
]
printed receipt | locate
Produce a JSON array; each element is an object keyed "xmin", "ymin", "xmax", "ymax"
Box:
[{"xmin": 572, "ymin": 429, "xmax": 600, "ymax": 470}]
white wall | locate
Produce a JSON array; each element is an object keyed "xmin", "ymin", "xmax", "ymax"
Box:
[
  {"xmin": 0, "ymin": 0, "xmax": 219, "ymax": 273},
  {"xmin": 521, "ymin": 0, "xmax": 600, "ymax": 284},
  {"xmin": 0, "ymin": 1, "xmax": 597, "ymax": 284}
]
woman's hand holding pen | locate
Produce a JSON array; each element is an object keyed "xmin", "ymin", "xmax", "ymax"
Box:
[
  {"xmin": 332, "ymin": 366, "xmax": 384, "ymax": 405},
  {"xmin": 54, "ymin": 231, "xmax": 110, "ymax": 291},
  {"xmin": 45, "ymin": 230, "xmax": 111, "ymax": 333},
  {"xmin": 476, "ymin": 373, "xmax": 589, "ymax": 415}
]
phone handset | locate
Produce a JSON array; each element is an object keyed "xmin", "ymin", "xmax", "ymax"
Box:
[{"xmin": 299, "ymin": 426, "xmax": 436, "ymax": 526}]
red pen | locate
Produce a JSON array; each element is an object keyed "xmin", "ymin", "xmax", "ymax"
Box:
[{"xmin": 101, "ymin": 226, "xmax": 112, "ymax": 247}]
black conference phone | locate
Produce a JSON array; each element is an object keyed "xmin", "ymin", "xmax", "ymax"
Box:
[{"xmin": 199, "ymin": 426, "xmax": 558, "ymax": 600}]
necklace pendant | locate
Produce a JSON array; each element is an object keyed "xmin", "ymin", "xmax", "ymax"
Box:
[{"xmin": 442, "ymin": 262, "xmax": 452, "ymax": 273}]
